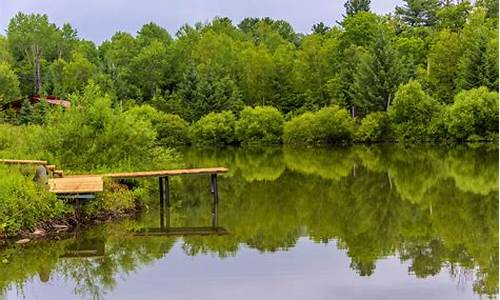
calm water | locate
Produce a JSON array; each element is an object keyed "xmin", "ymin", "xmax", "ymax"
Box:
[{"xmin": 1, "ymin": 145, "xmax": 498, "ymax": 300}]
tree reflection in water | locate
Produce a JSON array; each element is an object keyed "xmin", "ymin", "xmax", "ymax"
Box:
[{"xmin": 0, "ymin": 145, "xmax": 497, "ymax": 299}]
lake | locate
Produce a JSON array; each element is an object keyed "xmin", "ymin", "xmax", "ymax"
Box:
[{"xmin": 1, "ymin": 145, "xmax": 498, "ymax": 300}]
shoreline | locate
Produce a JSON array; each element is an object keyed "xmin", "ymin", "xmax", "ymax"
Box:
[{"xmin": 0, "ymin": 206, "xmax": 141, "ymax": 246}]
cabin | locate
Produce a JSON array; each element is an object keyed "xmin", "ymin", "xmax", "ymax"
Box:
[{"xmin": 2, "ymin": 95, "xmax": 70, "ymax": 113}]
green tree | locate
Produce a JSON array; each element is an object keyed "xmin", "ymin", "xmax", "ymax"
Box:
[
  {"xmin": 395, "ymin": 0, "xmax": 441, "ymax": 27},
  {"xmin": 127, "ymin": 40, "xmax": 169, "ymax": 101},
  {"xmin": 100, "ymin": 32, "xmax": 139, "ymax": 100},
  {"xmin": 446, "ymin": 87, "xmax": 499, "ymax": 141},
  {"xmin": 0, "ymin": 62, "xmax": 21, "ymax": 105},
  {"xmin": 436, "ymin": 1, "xmax": 471, "ymax": 31},
  {"xmin": 136, "ymin": 22, "xmax": 172, "ymax": 47},
  {"xmin": 7, "ymin": 13, "xmax": 59, "ymax": 94},
  {"xmin": 62, "ymin": 50, "xmax": 97, "ymax": 95},
  {"xmin": 350, "ymin": 29, "xmax": 403, "ymax": 115},
  {"xmin": 355, "ymin": 111, "xmax": 391, "ymax": 142},
  {"xmin": 189, "ymin": 111, "xmax": 237, "ymax": 145},
  {"xmin": 389, "ymin": 81, "xmax": 441, "ymax": 141},
  {"xmin": 427, "ymin": 29, "xmax": 462, "ymax": 103},
  {"xmin": 457, "ymin": 8, "xmax": 498, "ymax": 91},
  {"xmin": 18, "ymin": 98, "xmax": 33, "ymax": 125},
  {"xmin": 344, "ymin": 0, "xmax": 371, "ymax": 17},
  {"xmin": 235, "ymin": 106, "xmax": 285, "ymax": 144},
  {"xmin": 283, "ymin": 105, "xmax": 354, "ymax": 144}
]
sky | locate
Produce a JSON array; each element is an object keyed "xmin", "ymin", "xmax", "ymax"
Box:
[{"xmin": 0, "ymin": 0, "xmax": 402, "ymax": 44}]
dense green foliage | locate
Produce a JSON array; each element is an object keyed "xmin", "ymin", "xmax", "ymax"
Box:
[
  {"xmin": 447, "ymin": 87, "xmax": 499, "ymax": 141},
  {"xmin": 42, "ymin": 84, "xmax": 175, "ymax": 171},
  {"xmin": 235, "ymin": 106, "xmax": 284, "ymax": 144},
  {"xmin": 355, "ymin": 111, "xmax": 390, "ymax": 142},
  {"xmin": 0, "ymin": 0, "xmax": 496, "ymax": 144},
  {"xmin": 0, "ymin": 165, "xmax": 66, "ymax": 237},
  {"xmin": 389, "ymin": 81, "xmax": 442, "ymax": 141},
  {"xmin": 283, "ymin": 105, "xmax": 354, "ymax": 144},
  {"xmin": 189, "ymin": 111, "xmax": 236, "ymax": 145}
]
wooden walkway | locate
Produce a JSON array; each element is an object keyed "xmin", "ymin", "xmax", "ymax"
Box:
[
  {"xmin": 1, "ymin": 159, "xmax": 227, "ymax": 216},
  {"xmin": 2, "ymin": 158, "xmax": 228, "ymax": 233}
]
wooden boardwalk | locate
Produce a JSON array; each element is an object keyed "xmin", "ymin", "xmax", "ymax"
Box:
[{"xmin": 1, "ymin": 159, "xmax": 227, "ymax": 216}]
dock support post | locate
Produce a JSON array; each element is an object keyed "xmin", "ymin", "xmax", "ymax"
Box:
[
  {"xmin": 159, "ymin": 177, "xmax": 164, "ymax": 229},
  {"xmin": 164, "ymin": 176, "xmax": 170, "ymax": 228},
  {"xmin": 210, "ymin": 174, "xmax": 219, "ymax": 228}
]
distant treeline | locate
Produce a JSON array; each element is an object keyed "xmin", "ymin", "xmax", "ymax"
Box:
[{"xmin": 0, "ymin": 0, "xmax": 498, "ymax": 142}]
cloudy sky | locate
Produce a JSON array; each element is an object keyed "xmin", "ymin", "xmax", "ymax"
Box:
[{"xmin": 0, "ymin": 0, "xmax": 402, "ymax": 44}]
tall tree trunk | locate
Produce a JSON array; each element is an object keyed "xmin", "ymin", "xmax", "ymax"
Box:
[{"xmin": 33, "ymin": 44, "xmax": 42, "ymax": 95}]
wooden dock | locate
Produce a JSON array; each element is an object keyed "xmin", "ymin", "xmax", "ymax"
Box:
[{"xmin": 1, "ymin": 159, "xmax": 227, "ymax": 217}]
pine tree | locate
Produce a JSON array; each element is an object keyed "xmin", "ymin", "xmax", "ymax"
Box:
[
  {"xmin": 344, "ymin": 0, "xmax": 371, "ymax": 17},
  {"xmin": 458, "ymin": 33, "xmax": 498, "ymax": 91},
  {"xmin": 350, "ymin": 30, "xmax": 404, "ymax": 115},
  {"xmin": 19, "ymin": 98, "xmax": 34, "ymax": 125}
]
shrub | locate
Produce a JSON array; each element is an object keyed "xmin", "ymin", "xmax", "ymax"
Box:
[
  {"xmin": 126, "ymin": 105, "xmax": 189, "ymax": 146},
  {"xmin": 0, "ymin": 124, "xmax": 49, "ymax": 160},
  {"xmin": 235, "ymin": 106, "xmax": 284, "ymax": 144},
  {"xmin": 283, "ymin": 105, "xmax": 354, "ymax": 144},
  {"xmin": 355, "ymin": 112, "xmax": 391, "ymax": 142},
  {"xmin": 189, "ymin": 111, "xmax": 236, "ymax": 145},
  {"xmin": 0, "ymin": 165, "xmax": 66, "ymax": 237},
  {"xmin": 42, "ymin": 83, "xmax": 176, "ymax": 171},
  {"xmin": 156, "ymin": 114, "xmax": 189, "ymax": 146},
  {"xmin": 389, "ymin": 81, "xmax": 441, "ymax": 142},
  {"xmin": 446, "ymin": 87, "xmax": 499, "ymax": 141}
]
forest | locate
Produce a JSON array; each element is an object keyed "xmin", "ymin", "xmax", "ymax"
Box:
[{"xmin": 0, "ymin": 0, "xmax": 498, "ymax": 144}]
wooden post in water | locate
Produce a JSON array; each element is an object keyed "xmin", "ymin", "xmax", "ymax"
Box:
[
  {"xmin": 210, "ymin": 174, "xmax": 219, "ymax": 228},
  {"xmin": 164, "ymin": 176, "xmax": 170, "ymax": 229},
  {"xmin": 159, "ymin": 177, "xmax": 164, "ymax": 229}
]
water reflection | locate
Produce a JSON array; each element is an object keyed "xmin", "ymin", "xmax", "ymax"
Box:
[{"xmin": 1, "ymin": 145, "xmax": 498, "ymax": 299}]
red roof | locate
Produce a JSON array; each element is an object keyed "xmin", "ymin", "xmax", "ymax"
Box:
[{"xmin": 2, "ymin": 95, "xmax": 71, "ymax": 112}]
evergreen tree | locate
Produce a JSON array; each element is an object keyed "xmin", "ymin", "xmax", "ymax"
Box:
[
  {"xmin": 350, "ymin": 30, "xmax": 403, "ymax": 115},
  {"xmin": 19, "ymin": 98, "xmax": 34, "ymax": 125},
  {"xmin": 344, "ymin": 0, "xmax": 371, "ymax": 17},
  {"xmin": 395, "ymin": 0, "xmax": 441, "ymax": 26},
  {"xmin": 457, "ymin": 8, "xmax": 498, "ymax": 91}
]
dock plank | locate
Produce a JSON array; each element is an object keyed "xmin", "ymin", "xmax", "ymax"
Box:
[
  {"xmin": 48, "ymin": 176, "xmax": 103, "ymax": 194},
  {"xmin": 66, "ymin": 167, "xmax": 228, "ymax": 179},
  {"xmin": 0, "ymin": 159, "xmax": 48, "ymax": 165}
]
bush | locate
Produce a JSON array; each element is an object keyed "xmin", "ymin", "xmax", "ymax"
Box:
[
  {"xmin": 389, "ymin": 81, "xmax": 441, "ymax": 142},
  {"xmin": 0, "ymin": 165, "xmax": 66, "ymax": 237},
  {"xmin": 42, "ymin": 83, "xmax": 176, "ymax": 171},
  {"xmin": 0, "ymin": 124, "xmax": 49, "ymax": 160},
  {"xmin": 126, "ymin": 105, "xmax": 189, "ymax": 146},
  {"xmin": 283, "ymin": 105, "xmax": 354, "ymax": 144},
  {"xmin": 446, "ymin": 87, "xmax": 499, "ymax": 141},
  {"xmin": 156, "ymin": 114, "xmax": 189, "ymax": 146},
  {"xmin": 235, "ymin": 106, "xmax": 284, "ymax": 144},
  {"xmin": 355, "ymin": 112, "xmax": 391, "ymax": 142},
  {"xmin": 189, "ymin": 111, "xmax": 236, "ymax": 145}
]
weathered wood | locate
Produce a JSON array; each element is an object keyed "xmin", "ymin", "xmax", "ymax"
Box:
[
  {"xmin": 0, "ymin": 159, "xmax": 47, "ymax": 165},
  {"xmin": 66, "ymin": 167, "xmax": 228, "ymax": 179},
  {"xmin": 104, "ymin": 167, "xmax": 228, "ymax": 178},
  {"xmin": 53, "ymin": 170, "xmax": 64, "ymax": 177},
  {"xmin": 48, "ymin": 176, "xmax": 103, "ymax": 194}
]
